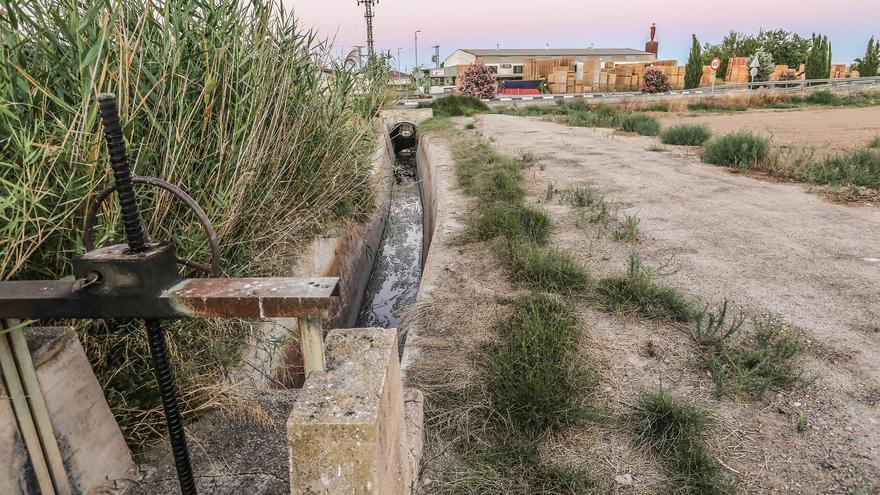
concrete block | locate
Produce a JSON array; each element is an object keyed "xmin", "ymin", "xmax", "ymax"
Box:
[
  {"xmin": 27, "ymin": 327, "xmax": 136, "ymax": 493},
  {"xmin": 403, "ymin": 388, "xmax": 424, "ymax": 488},
  {"xmin": 288, "ymin": 327, "xmax": 410, "ymax": 495}
]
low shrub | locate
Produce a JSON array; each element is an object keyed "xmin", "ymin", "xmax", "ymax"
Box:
[
  {"xmin": 805, "ymin": 90, "xmax": 841, "ymax": 105},
  {"xmin": 502, "ymin": 242, "xmax": 592, "ymax": 294},
  {"xmin": 643, "ymin": 102, "xmax": 670, "ymax": 112},
  {"xmin": 870, "ymin": 136, "xmax": 880, "ymax": 149},
  {"xmin": 660, "ymin": 124, "xmax": 712, "ymax": 146},
  {"xmin": 618, "ymin": 113, "xmax": 661, "ymax": 136},
  {"xmin": 490, "ymin": 293, "xmax": 596, "ymax": 432},
  {"xmin": 805, "ymin": 148, "xmax": 880, "ymax": 188},
  {"xmin": 428, "ymin": 94, "xmax": 490, "ymax": 117},
  {"xmin": 701, "ymin": 132, "xmax": 771, "ymax": 169}
]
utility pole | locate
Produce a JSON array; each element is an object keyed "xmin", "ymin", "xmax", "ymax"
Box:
[
  {"xmin": 397, "ymin": 47, "xmax": 402, "ymax": 75},
  {"xmin": 353, "ymin": 45, "xmax": 366, "ymax": 68},
  {"xmin": 356, "ymin": 0, "xmax": 378, "ymax": 57}
]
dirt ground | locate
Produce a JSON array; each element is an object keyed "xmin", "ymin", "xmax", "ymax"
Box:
[
  {"xmin": 407, "ymin": 113, "xmax": 880, "ymax": 494},
  {"xmin": 658, "ymin": 106, "xmax": 880, "ymax": 155}
]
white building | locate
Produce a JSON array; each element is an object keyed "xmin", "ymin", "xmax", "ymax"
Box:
[{"xmin": 442, "ymin": 48, "xmax": 656, "ymax": 80}]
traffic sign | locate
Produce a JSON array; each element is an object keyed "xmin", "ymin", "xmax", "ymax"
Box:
[{"xmin": 709, "ymin": 57, "xmax": 721, "ymax": 72}]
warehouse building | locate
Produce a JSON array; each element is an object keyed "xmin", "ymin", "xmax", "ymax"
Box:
[{"xmin": 431, "ymin": 47, "xmax": 657, "ymax": 94}]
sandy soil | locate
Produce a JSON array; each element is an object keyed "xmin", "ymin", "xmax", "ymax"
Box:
[
  {"xmin": 658, "ymin": 106, "xmax": 880, "ymax": 155},
  {"xmin": 476, "ymin": 113, "xmax": 880, "ymax": 493},
  {"xmin": 408, "ymin": 113, "xmax": 879, "ymax": 494}
]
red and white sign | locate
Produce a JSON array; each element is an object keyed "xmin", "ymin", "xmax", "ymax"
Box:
[{"xmin": 710, "ymin": 57, "xmax": 722, "ymax": 72}]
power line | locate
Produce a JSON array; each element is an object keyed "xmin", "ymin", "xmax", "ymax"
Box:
[{"xmin": 356, "ymin": 0, "xmax": 378, "ymax": 58}]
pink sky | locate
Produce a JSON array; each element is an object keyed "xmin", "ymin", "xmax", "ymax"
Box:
[{"xmin": 286, "ymin": 0, "xmax": 879, "ymax": 71}]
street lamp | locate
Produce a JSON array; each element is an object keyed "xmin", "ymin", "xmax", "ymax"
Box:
[
  {"xmin": 397, "ymin": 47, "xmax": 402, "ymax": 75},
  {"xmin": 414, "ymin": 30, "xmax": 422, "ymax": 69}
]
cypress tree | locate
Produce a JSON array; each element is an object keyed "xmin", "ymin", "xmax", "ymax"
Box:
[
  {"xmin": 684, "ymin": 35, "xmax": 703, "ymax": 89},
  {"xmin": 806, "ymin": 34, "xmax": 832, "ymax": 80},
  {"xmin": 855, "ymin": 36, "xmax": 879, "ymax": 77}
]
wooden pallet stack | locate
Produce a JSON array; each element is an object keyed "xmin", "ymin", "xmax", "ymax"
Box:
[
  {"xmin": 596, "ymin": 60, "xmax": 684, "ymax": 91},
  {"xmin": 523, "ymin": 57, "xmax": 575, "ymax": 81},
  {"xmin": 725, "ymin": 57, "xmax": 750, "ymax": 83},
  {"xmin": 830, "ymin": 64, "xmax": 853, "ymax": 79}
]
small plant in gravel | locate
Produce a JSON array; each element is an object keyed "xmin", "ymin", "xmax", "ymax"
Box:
[
  {"xmin": 596, "ymin": 250, "xmax": 697, "ymax": 322},
  {"xmin": 661, "ymin": 124, "xmax": 713, "ymax": 146},
  {"xmin": 619, "ymin": 113, "xmax": 661, "ymax": 136},
  {"xmin": 805, "ymin": 148, "xmax": 880, "ymax": 188},
  {"xmin": 490, "ymin": 293, "xmax": 597, "ymax": 432},
  {"xmin": 692, "ymin": 303, "xmax": 802, "ymax": 399},
  {"xmin": 502, "ymin": 242, "xmax": 592, "ymax": 294},
  {"xmin": 647, "ymin": 144, "xmax": 667, "ymax": 152},
  {"xmin": 701, "ymin": 132, "xmax": 771, "ymax": 169},
  {"xmin": 613, "ymin": 215, "xmax": 641, "ymax": 243},
  {"xmin": 626, "ymin": 388, "xmax": 734, "ymax": 495}
]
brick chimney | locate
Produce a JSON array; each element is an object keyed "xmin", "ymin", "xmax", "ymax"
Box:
[{"xmin": 645, "ymin": 23, "xmax": 659, "ymax": 56}]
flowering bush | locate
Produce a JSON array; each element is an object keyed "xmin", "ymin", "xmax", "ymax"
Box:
[
  {"xmin": 458, "ymin": 63, "xmax": 496, "ymax": 98},
  {"xmin": 640, "ymin": 68, "xmax": 670, "ymax": 93}
]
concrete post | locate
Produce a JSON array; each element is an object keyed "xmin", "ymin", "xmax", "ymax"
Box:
[{"xmin": 287, "ymin": 327, "xmax": 412, "ymax": 495}]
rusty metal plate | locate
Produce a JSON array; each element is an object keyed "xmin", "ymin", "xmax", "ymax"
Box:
[
  {"xmin": 0, "ymin": 277, "xmax": 339, "ymax": 320},
  {"xmin": 163, "ymin": 277, "xmax": 340, "ymax": 318}
]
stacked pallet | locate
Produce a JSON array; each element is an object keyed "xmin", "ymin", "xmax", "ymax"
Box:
[
  {"xmin": 598, "ymin": 61, "xmax": 684, "ymax": 91},
  {"xmin": 830, "ymin": 64, "xmax": 853, "ymax": 79},
  {"xmin": 725, "ymin": 57, "xmax": 750, "ymax": 83},
  {"xmin": 523, "ymin": 57, "xmax": 575, "ymax": 81},
  {"xmin": 700, "ymin": 65, "xmax": 716, "ymax": 86}
]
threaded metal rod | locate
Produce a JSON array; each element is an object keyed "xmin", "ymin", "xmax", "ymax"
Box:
[
  {"xmin": 97, "ymin": 94, "xmax": 196, "ymax": 494},
  {"xmin": 145, "ymin": 319, "xmax": 196, "ymax": 495},
  {"xmin": 97, "ymin": 93, "xmax": 147, "ymax": 253}
]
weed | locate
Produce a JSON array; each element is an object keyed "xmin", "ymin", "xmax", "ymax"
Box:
[
  {"xmin": 702, "ymin": 132, "xmax": 771, "ymax": 169},
  {"xmin": 648, "ymin": 144, "xmax": 667, "ymax": 152},
  {"xmin": 618, "ymin": 113, "xmax": 661, "ymax": 136},
  {"xmin": 613, "ymin": 215, "xmax": 640, "ymax": 243},
  {"xmin": 643, "ymin": 102, "xmax": 670, "ymax": 112},
  {"xmin": 596, "ymin": 250, "xmax": 696, "ymax": 322},
  {"xmin": 566, "ymin": 186, "xmax": 605, "ymax": 209},
  {"xmin": 420, "ymin": 116, "xmax": 455, "ymax": 134},
  {"xmin": 501, "ymin": 242, "xmax": 592, "ymax": 294},
  {"xmin": 797, "ymin": 411, "xmax": 809, "ymax": 433},
  {"xmin": 545, "ymin": 183, "xmax": 556, "ymax": 201},
  {"xmin": 517, "ymin": 151, "xmax": 538, "ymax": 165},
  {"xmin": 427, "ymin": 94, "xmax": 490, "ymax": 117},
  {"xmin": 490, "ymin": 293, "xmax": 596, "ymax": 432},
  {"xmin": 465, "ymin": 122, "xmax": 477, "ymax": 130},
  {"xmin": 644, "ymin": 340, "xmax": 659, "ymax": 358},
  {"xmin": 468, "ymin": 204, "xmax": 552, "ymax": 245},
  {"xmin": 661, "ymin": 124, "xmax": 713, "ymax": 146},
  {"xmin": 626, "ymin": 388, "xmax": 734, "ymax": 495},
  {"xmin": 692, "ymin": 305, "xmax": 802, "ymax": 399},
  {"xmin": 869, "ymin": 136, "xmax": 880, "ymax": 149}
]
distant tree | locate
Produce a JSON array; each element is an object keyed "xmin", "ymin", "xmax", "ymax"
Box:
[
  {"xmin": 755, "ymin": 29, "xmax": 809, "ymax": 68},
  {"xmin": 805, "ymin": 34, "xmax": 832, "ymax": 80},
  {"xmin": 458, "ymin": 63, "xmax": 496, "ymax": 98},
  {"xmin": 855, "ymin": 36, "xmax": 879, "ymax": 77},
  {"xmin": 641, "ymin": 68, "xmax": 670, "ymax": 93},
  {"xmin": 685, "ymin": 34, "xmax": 703, "ymax": 89},
  {"xmin": 748, "ymin": 49, "xmax": 774, "ymax": 82},
  {"xmin": 703, "ymin": 31, "xmax": 760, "ymax": 78}
]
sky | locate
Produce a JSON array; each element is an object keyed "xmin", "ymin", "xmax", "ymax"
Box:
[{"xmin": 285, "ymin": 0, "xmax": 879, "ymax": 72}]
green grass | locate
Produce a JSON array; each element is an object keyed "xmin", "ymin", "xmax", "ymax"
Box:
[
  {"xmin": 701, "ymin": 132, "xmax": 771, "ymax": 169},
  {"xmin": 803, "ymin": 149, "xmax": 880, "ymax": 188},
  {"xmin": 869, "ymin": 136, "xmax": 880, "ymax": 149},
  {"xmin": 805, "ymin": 90, "xmax": 841, "ymax": 105},
  {"xmin": 1, "ymin": 0, "xmax": 386, "ymax": 447},
  {"xmin": 692, "ymin": 303, "xmax": 802, "ymax": 399},
  {"xmin": 618, "ymin": 113, "xmax": 661, "ymax": 136},
  {"xmin": 427, "ymin": 94, "xmax": 490, "ymax": 117},
  {"xmin": 596, "ymin": 251, "xmax": 697, "ymax": 323},
  {"xmin": 468, "ymin": 204, "xmax": 552, "ymax": 245},
  {"xmin": 501, "ymin": 242, "xmax": 592, "ymax": 294},
  {"xmin": 661, "ymin": 124, "xmax": 713, "ymax": 146},
  {"xmin": 688, "ymin": 102, "xmax": 747, "ymax": 112},
  {"xmin": 642, "ymin": 102, "xmax": 670, "ymax": 112},
  {"xmin": 490, "ymin": 293, "xmax": 596, "ymax": 432},
  {"xmin": 626, "ymin": 389, "xmax": 734, "ymax": 495}
]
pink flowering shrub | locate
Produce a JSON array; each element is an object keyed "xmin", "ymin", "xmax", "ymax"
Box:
[
  {"xmin": 640, "ymin": 68, "xmax": 671, "ymax": 93},
  {"xmin": 458, "ymin": 63, "xmax": 496, "ymax": 98}
]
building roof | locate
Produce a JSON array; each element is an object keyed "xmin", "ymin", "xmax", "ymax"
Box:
[{"xmin": 457, "ymin": 48, "xmax": 651, "ymax": 57}]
